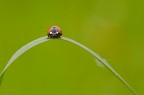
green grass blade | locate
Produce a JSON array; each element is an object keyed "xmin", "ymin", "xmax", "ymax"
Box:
[
  {"xmin": 0, "ymin": 72, "xmax": 5, "ymax": 86},
  {"xmin": 61, "ymin": 36, "xmax": 137, "ymax": 95},
  {"xmin": 0, "ymin": 36, "xmax": 49, "ymax": 79},
  {"xmin": 0, "ymin": 36, "xmax": 137, "ymax": 95}
]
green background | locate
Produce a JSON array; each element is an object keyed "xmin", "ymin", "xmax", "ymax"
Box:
[{"xmin": 0, "ymin": 0, "xmax": 143, "ymax": 95}]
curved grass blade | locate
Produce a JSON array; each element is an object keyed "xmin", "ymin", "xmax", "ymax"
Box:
[
  {"xmin": 0, "ymin": 36, "xmax": 137, "ymax": 95},
  {"xmin": 0, "ymin": 72, "xmax": 5, "ymax": 86},
  {"xmin": 61, "ymin": 36, "xmax": 137, "ymax": 95},
  {"xmin": 0, "ymin": 36, "xmax": 49, "ymax": 80}
]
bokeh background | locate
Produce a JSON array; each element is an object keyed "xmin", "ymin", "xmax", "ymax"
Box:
[{"xmin": 0, "ymin": 0, "xmax": 143, "ymax": 95}]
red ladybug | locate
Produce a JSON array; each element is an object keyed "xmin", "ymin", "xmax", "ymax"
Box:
[{"xmin": 48, "ymin": 26, "xmax": 62, "ymax": 38}]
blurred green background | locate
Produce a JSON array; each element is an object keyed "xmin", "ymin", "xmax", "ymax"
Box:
[{"xmin": 0, "ymin": 0, "xmax": 143, "ymax": 95}]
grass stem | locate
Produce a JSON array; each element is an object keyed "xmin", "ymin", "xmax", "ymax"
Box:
[{"xmin": 0, "ymin": 36, "xmax": 137, "ymax": 95}]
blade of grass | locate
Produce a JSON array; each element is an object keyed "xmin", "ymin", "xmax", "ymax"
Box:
[
  {"xmin": 0, "ymin": 73, "xmax": 5, "ymax": 86},
  {"xmin": 61, "ymin": 36, "xmax": 137, "ymax": 95},
  {"xmin": 0, "ymin": 36, "xmax": 49, "ymax": 80},
  {"xmin": 0, "ymin": 36, "xmax": 137, "ymax": 95}
]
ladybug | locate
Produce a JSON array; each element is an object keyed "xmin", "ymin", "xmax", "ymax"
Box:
[{"xmin": 47, "ymin": 26, "xmax": 62, "ymax": 38}]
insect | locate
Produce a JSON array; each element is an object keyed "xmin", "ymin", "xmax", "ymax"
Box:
[{"xmin": 47, "ymin": 26, "xmax": 62, "ymax": 38}]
